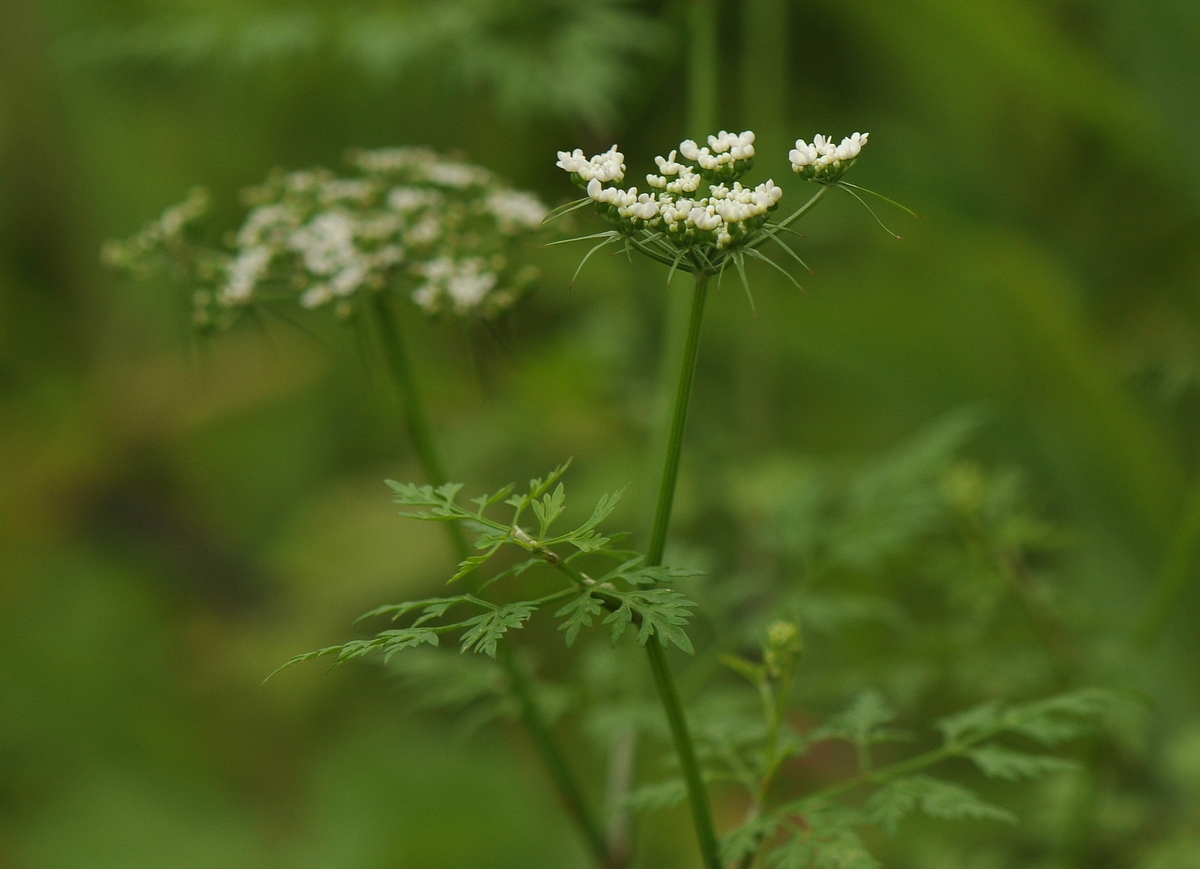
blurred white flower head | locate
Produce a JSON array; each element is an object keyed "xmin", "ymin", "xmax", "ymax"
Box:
[{"xmin": 106, "ymin": 147, "xmax": 548, "ymax": 327}]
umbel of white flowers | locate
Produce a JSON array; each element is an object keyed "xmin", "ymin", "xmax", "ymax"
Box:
[
  {"xmin": 557, "ymin": 131, "xmax": 778, "ymax": 249},
  {"xmin": 105, "ymin": 148, "xmax": 548, "ymax": 326},
  {"xmin": 552, "ymin": 129, "xmax": 873, "ymax": 282},
  {"xmin": 555, "ymin": 130, "xmax": 868, "ymax": 257}
]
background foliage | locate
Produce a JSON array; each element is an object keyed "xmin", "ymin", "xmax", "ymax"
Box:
[{"xmin": 3, "ymin": 0, "xmax": 1200, "ymax": 867}]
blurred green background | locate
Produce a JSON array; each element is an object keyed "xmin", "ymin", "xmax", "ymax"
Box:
[{"xmin": 3, "ymin": 1, "xmax": 1200, "ymax": 867}]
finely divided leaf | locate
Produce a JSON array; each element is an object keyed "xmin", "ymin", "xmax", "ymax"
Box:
[
  {"xmin": 555, "ymin": 592, "xmax": 605, "ymax": 647},
  {"xmin": 387, "ymin": 480, "xmax": 468, "ymax": 521},
  {"xmin": 603, "ymin": 599, "xmax": 635, "ymax": 646},
  {"xmin": 966, "ymin": 744, "xmax": 1077, "ymax": 780},
  {"xmin": 449, "ymin": 541, "xmax": 507, "ymax": 583},
  {"xmin": 458, "ymin": 601, "xmax": 537, "ymax": 657},
  {"xmin": 601, "ymin": 587, "xmax": 696, "ymax": 654},
  {"xmin": 635, "ymin": 589, "xmax": 697, "ymax": 654},
  {"xmin": 1007, "ymin": 689, "xmax": 1113, "ymax": 745},
  {"xmin": 768, "ymin": 829, "xmax": 879, "ymax": 869},
  {"xmin": 268, "ymin": 626, "xmax": 441, "ymax": 681},
  {"xmin": 937, "ymin": 700, "xmax": 1006, "ymax": 745},
  {"xmin": 531, "ymin": 482, "xmax": 567, "ymax": 538},
  {"xmin": 721, "ymin": 816, "xmax": 781, "ymax": 866},
  {"xmin": 866, "ymin": 776, "xmax": 1016, "ymax": 836},
  {"xmin": 470, "ymin": 483, "xmax": 515, "ymax": 514},
  {"xmin": 571, "ymin": 485, "xmax": 629, "ymax": 537},
  {"xmin": 355, "ymin": 596, "xmax": 468, "ymax": 624},
  {"xmin": 618, "ymin": 564, "xmax": 705, "ymax": 587},
  {"xmin": 621, "ymin": 779, "xmax": 687, "ymax": 814},
  {"xmin": 816, "ymin": 690, "xmax": 906, "ymax": 746}
]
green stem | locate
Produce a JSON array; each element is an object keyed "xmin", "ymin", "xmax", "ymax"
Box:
[
  {"xmin": 643, "ymin": 272, "xmax": 722, "ymax": 869},
  {"xmin": 1136, "ymin": 476, "xmax": 1200, "ymax": 647},
  {"xmin": 739, "ymin": 0, "xmax": 787, "ymax": 165},
  {"xmin": 369, "ymin": 292, "xmax": 470, "ymax": 561},
  {"xmin": 646, "ymin": 637, "xmax": 723, "ymax": 869},
  {"xmin": 750, "ymin": 185, "xmax": 832, "ymax": 248},
  {"xmin": 647, "ymin": 273, "xmax": 710, "ymax": 566},
  {"xmin": 687, "ymin": 0, "xmax": 719, "ymax": 137},
  {"xmin": 499, "ymin": 643, "xmax": 612, "ymax": 866},
  {"xmin": 367, "ymin": 292, "xmax": 611, "ymax": 868}
]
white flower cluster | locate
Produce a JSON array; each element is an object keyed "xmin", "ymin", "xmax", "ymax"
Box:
[
  {"xmin": 555, "ymin": 145, "xmax": 626, "ymax": 184},
  {"xmin": 558, "ymin": 131, "xmax": 782, "ymax": 250},
  {"xmin": 789, "ymin": 132, "xmax": 868, "ymax": 182},
  {"xmin": 101, "ymin": 187, "xmax": 213, "ymax": 276},
  {"xmin": 110, "ymin": 148, "xmax": 548, "ymax": 326},
  {"xmin": 678, "ymin": 130, "xmax": 756, "ymax": 180},
  {"xmin": 413, "ymin": 256, "xmax": 510, "ymax": 314}
]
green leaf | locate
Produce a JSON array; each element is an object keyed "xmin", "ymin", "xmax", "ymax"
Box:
[
  {"xmin": 965, "ymin": 744, "xmax": 1078, "ymax": 780},
  {"xmin": 555, "ymin": 592, "xmax": 605, "ymax": 648},
  {"xmin": 1006, "ymin": 689, "xmax": 1113, "ymax": 745},
  {"xmin": 617, "ymin": 564, "xmax": 705, "ymax": 587},
  {"xmin": 937, "ymin": 700, "xmax": 1006, "ymax": 745},
  {"xmin": 354, "ymin": 596, "xmax": 468, "ymax": 624},
  {"xmin": 722, "ymin": 654, "xmax": 766, "ymax": 687},
  {"xmin": 531, "ymin": 481, "xmax": 566, "ymax": 538},
  {"xmin": 387, "ymin": 480, "xmax": 470, "ymax": 521},
  {"xmin": 470, "ymin": 483, "xmax": 514, "ymax": 514},
  {"xmin": 268, "ymin": 626, "xmax": 441, "ymax": 681},
  {"xmin": 603, "ymin": 599, "xmax": 635, "ymax": 646},
  {"xmin": 506, "ymin": 459, "xmax": 572, "ymax": 518},
  {"xmin": 618, "ymin": 587, "xmax": 697, "ymax": 654},
  {"xmin": 866, "ymin": 776, "xmax": 1016, "ymax": 836},
  {"xmin": 767, "ymin": 827, "xmax": 879, "ymax": 869},
  {"xmin": 458, "ymin": 601, "xmax": 538, "ymax": 657},
  {"xmin": 449, "ymin": 541, "xmax": 506, "ymax": 583},
  {"xmin": 621, "ymin": 779, "xmax": 687, "ymax": 814},
  {"xmin": 721, "ymin": 816, "xmax": 780, "ymax": 866},
  {"xmin": 815, "ymin": 690, "xmax": 906, "ymax": 746},
  {"xmin": 574, "ymin": 484, "xmax": 628, "ymax": 536}
]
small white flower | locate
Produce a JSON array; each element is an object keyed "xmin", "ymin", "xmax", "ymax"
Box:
[
  {"xmin": 559, "ymin": 145, "xmax": 626, "ymax": 184},
  {"xmin": 221, "ymin": 246, "xmax": 272, "ymax": 304},
  {"xmin": 300, "ymin": 283, "xmax": 334, "ymax": 309},
  {"xmin": 426, "ymin": 162, "xmax": 489, "ymax": 189},
  {"xmin": 388, "ymin": 186, "xmax": 442, "ymax": 213}
]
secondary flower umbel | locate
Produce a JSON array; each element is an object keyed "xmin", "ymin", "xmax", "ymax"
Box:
[
  {"xmin": 105, "ymin": 148, "xmax": 548, "ymax": 327},
  {"xmin": 789, "ymin": 132, "xmax": 869, "ymax": 183}
]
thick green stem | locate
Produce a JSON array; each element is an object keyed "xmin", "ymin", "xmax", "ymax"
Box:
[
  {"xmin": 367, "ymin": 293, "xmax": 610, "ymax": 867},
  {"xmin": 642, "ymin": 272, "xmax": 722, "ymax": 869}
]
